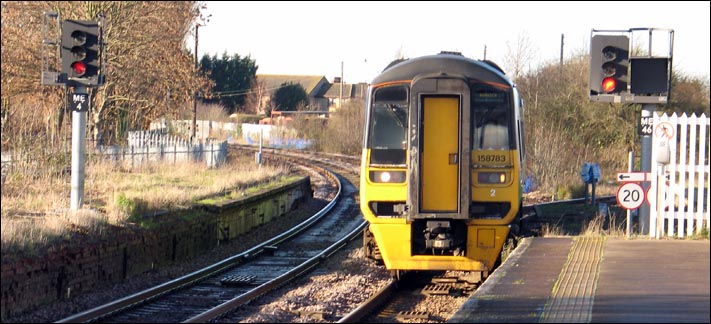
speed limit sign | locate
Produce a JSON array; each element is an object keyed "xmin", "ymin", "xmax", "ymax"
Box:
[{"xmin": 616, "ymin": 182, "xmax": 644, "ymax": 210}]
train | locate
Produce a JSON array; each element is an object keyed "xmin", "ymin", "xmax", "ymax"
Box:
[{"xmin": 359, "ymin": 51, "xmax": 525, "ymax": 279}]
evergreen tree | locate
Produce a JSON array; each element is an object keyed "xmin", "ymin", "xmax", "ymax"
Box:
[
  {"xmin": 273, "ymin": 82, "xmax": 308, "ymax": 112},
  {"xmin": 199, "ymin": 52, "xmax": 258, "ymax": 113}
]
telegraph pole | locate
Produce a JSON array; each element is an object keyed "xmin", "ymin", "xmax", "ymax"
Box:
[
  {"xmin": 193, "ymin": 23, "xmax": 198, "ymax": 140},
  {"xmin": 192, "ymin": 13, "xmax": 211, "ymax": 140},
  {"xmin": 339, "ymin": 61, "xmax": 344, "ymax": 109},
  {"xmin": 560, "ymin": 34, "xmax": 564, "ymax": 76}
]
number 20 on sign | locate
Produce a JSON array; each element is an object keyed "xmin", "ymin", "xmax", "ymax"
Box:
[{"xmin": 616, "ymin": 182, "xmax": 644, "ymax": 210}]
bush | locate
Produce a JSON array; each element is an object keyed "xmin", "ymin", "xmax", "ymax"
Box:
[
  {"xmin": 555, "ymin": 185, "xmax": 570, "ymax": 200},
  {"xmin": 555, "ymin": 183, "xmax": 587, "ymax": 200},
  {"xmin": 568, "ymin": 183, "xmax": 588, "ymax": 199},
  {"xmin": 233, "ymin": 113, "xmax": 263, "ymax": 124},
  {"xmin": 197, "ymin": 102, "xmax": 230, "ymax": 122},
  {"xmin": 114, "ymin": 192, "xmax": 137, "ymax": 219},
  {"xmin": 321, "ymin": 101, "xmax": 364, "ymax": 155},
  {"xmin": 113, "ymin": 192, "xmax": 151, "ymax": 224}
]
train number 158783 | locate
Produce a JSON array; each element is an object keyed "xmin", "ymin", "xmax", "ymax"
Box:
[{"xmin": 476, "ymin": 154, "xmax": 507, "ymax": 163}]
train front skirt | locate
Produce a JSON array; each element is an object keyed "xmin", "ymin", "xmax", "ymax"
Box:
[{"xmin": 369, "ymin": 223, "xmax": 510, "ymax": 271}]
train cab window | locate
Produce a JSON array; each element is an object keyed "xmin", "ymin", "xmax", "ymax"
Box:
[
  {"xmin": 471, "ymin": 87, "xmax": 512, "ymax": 150},
  {"xmin": 368, "ymin": 85, "xmax": 408, "ymax": 165}
]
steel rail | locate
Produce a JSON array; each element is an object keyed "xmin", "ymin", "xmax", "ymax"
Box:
[{"xmin": 55, "ymin": 164, "xmax": 342, "ymax": 323}]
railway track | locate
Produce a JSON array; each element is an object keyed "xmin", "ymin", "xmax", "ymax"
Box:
[
  {"xmin": 229, "ymin": 146, "xmax": 619, "ymax": 323},
  {"xmin": 56, "ymin": 147, "xmax": 366, "ymax": 323},
  {"xmin": 338, "ymin": 272, "xmax": 477, "ymax": 323},
  {"xmin": 53, "ymin": 145, "xmax": 619, "ymax": 323}
]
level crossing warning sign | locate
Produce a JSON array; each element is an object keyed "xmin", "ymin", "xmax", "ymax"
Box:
[{"xmin": 654, "ymin": 121, "xmax": 675, "ymax": 139}]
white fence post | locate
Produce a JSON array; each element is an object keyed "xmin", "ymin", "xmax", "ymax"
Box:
[
  {"xmin": 650, "ymin": 113, "xmax": 710, "ymax": 238},
  {"xmin": 96, "ymin": 129, "xmax": 226, "ymax": 169},
  {"xmin": 695, "ymin": 114, "xmax": 709, "ymax": 235}
]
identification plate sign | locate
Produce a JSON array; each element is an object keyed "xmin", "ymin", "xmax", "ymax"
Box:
[
  {"xmin": 69, "ymin": 93, "xmax": 88, "ymax": 112},
  {"xmin": 638, "ymin": 116, "xmax": 653, "ymax": 136}
]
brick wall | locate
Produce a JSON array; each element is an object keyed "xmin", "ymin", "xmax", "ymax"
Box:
[{"xmin": 1, "ymin": 177, "xmax": 311, "ymax": 320}]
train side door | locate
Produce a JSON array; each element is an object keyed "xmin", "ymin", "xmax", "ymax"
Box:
[{"xmin": 408, "ymin": 78, "xmax": 470, "ymax": 220}]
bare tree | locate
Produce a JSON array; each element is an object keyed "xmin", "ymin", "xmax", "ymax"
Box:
[
  {"xmin": 1, "ymin": 1, "xmax": 212, "ymax": 148},
  {"xmin": 394, "ymin": 45, "xmax": 406, "ymax": 60},
  {"xmin": 502, "ymin": 31, "xmax": 538, "ymax": 81},
  {"xmin": 244, "ymin": 77, "xmax": 267, "ymax": 115}
]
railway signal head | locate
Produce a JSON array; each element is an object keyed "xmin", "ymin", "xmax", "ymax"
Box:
[
  {"xmin": 589, "ymin": 35, "xmax": 629, "ymax": 96},
  {"xmin": 630, "ymin": 57, "xmax": 670, "ymax": 95},
  {"xmin": 61, "ymin": 19, "xmax": 101, "ymax": 86}
]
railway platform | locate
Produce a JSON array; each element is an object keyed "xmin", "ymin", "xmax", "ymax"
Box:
[{"xmin": 448, "ymin": 236, "xmax": 710, "ymax": 323}]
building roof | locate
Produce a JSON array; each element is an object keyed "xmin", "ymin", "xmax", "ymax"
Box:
[
  {"xmin": 257, "ymin": 74, "xmax": 329, "ymax": 96},
  {"xmin": 323, "ymin": 82, "xmax": 368, "ymax": 99},
  {"xmin": 323, "ymin": 83, "xmax": 353, "ymax": 98}
]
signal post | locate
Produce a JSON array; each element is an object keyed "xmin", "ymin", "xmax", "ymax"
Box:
[
  {"xmin": 42, "ymin": 16, "xmax": 104, "ymax": 210},
  {"xmin": 589, "ymin": 28, "xmax": 673, "ymax": 235}
]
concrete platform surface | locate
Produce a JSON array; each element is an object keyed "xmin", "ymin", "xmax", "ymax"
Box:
[{"xmin": 448, "ymin": 237, "xmax": 710, "ymax": 323}]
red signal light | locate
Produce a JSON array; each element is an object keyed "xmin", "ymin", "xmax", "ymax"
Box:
[
  {"xmin": 69, "ymin": 30, "xmax": 87, "ymax": 77},
  {"xmin": 61, "ymin": 20, "xmax": 101, "ymax": 85},
  {"xmin": 602, "ymin": 77, "xmax": 617, "ymax": 93},
  {"xmin": 71, "ymin": 61, "xmax": 86, "ymax": 76}
]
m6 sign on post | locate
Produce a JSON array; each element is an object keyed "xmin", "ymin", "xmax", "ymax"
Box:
[{"xmin": 616, "ymin": 182, "xmax": 645, "ymax": 210}]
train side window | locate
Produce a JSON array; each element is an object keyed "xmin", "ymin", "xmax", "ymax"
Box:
[
  {"xmin": 368, "ymin": 86, "xmax": 408, "ymax": 165},
  {"xmin": 516, "ymin": 92, "xmax": 525, "ymax": 160}
]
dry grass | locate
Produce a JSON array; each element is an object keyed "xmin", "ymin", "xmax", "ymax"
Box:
[
  {"xmin": 540, "ymin": 223, "xmax": 564, "ymax": 237},
  {"xmin": 581, "ymin": 213, "xmax": 626, "ymax": 237},
  {"xmin": 581, "ymin": 203, "xmax": 629, "ymax": 237},
  {"xmin": 1, "ymin": 154, "xmax": 288, "ymax": 256},
  {"xmin": 539, "ymin": 203, "xmax": 628, "ymax": 238}
]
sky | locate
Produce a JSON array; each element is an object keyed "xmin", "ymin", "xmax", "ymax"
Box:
[{"xmin": 194, "ymin": 1, "xmax": 710, "ymax": 84}]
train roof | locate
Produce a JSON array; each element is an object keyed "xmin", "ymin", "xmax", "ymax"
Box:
[{"xmin": 371, "ymin": 52, "xmax": 514, "ymax": 88}]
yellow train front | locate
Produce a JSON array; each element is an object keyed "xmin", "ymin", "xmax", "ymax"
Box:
[{"xmin": 360, "ymin": 52, "xmax": 525, "ymax": 277}]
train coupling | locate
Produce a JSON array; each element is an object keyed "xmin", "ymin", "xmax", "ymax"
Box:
[{"xmin": 424, "ymin": 221, "xmax": 452, "ymax": 250}]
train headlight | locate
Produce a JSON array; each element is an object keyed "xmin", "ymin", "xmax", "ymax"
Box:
[
  {"xmin": 477, "ymin": 172, "xmax": 507, "ymax": 184},
  {"xmin": 369, "ymin": 170, "xmax": 406, "ymax": 183}
]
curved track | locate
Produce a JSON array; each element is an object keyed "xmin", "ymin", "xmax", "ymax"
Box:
[
  {"xmin": 56, "ymin": 148, "xmax": 363, "ymax": 323},
  {"xmin": 55, "ymin": 144, "xmax": 619, "ymax": 323}
]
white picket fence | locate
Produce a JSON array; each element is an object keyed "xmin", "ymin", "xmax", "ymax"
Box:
[
  {"xmin": 96, "ymin": 130, "xmax": 227, "ymax": 168},
  {"xmin": 649, "ymin": 113, "xmax": 710, "ymax": 238}
]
